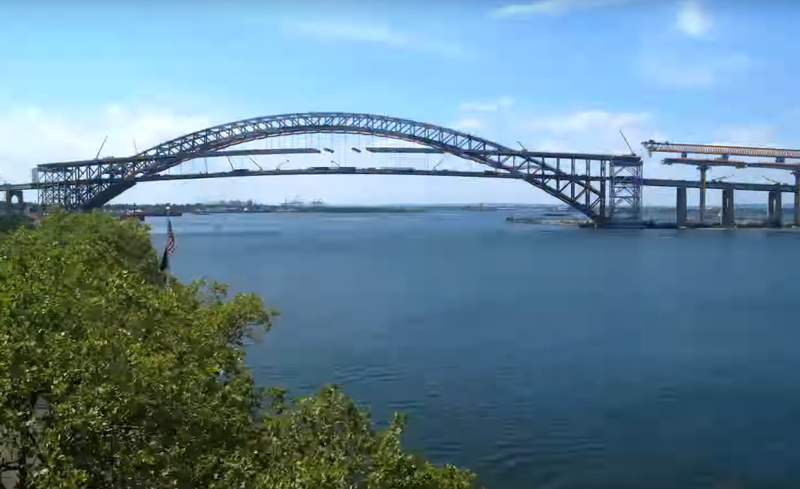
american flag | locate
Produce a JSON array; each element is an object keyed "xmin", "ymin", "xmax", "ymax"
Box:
[
  {"xmin": 160, "ymin": 219, "xmax": 176, "ymax": 272},
  {"xmin": 165, "ymin": 219, "xmax": 176, "ymax": 255}
]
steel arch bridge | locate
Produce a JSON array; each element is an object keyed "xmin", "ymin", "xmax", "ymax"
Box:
[{"xmin": 35, "ymin": 112, "xmax": 643, "ymax": 221}]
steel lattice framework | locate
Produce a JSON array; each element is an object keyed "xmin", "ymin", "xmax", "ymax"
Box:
[
  {"xmin": 608, "ymin": 159, "xmax": 643, "ymax": 221},
  {"xmin": 37, "ymin": 112, "xmax": 642, "ymax": 220}
]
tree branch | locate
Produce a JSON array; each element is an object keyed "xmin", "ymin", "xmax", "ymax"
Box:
[{"xmin": 0, "ymin": 460, "xmax": 21, "ymax": 471}]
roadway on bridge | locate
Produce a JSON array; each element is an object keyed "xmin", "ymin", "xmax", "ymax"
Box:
[{"xmin": 5, "ymin": 167, "xmax": 796, "ymax": 194}]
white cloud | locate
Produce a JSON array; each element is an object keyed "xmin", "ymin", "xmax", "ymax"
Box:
[
  {"xmin": 637, "ymin": 53, "xmax": 750, "ymax": 89},
  {"xmin": 504, "ymin": 108, "xmax": 800, "ymax": 204},
  {"xmin": 0, "ymin": 105, "xmax": 213, "ymax": 199},
  {"xmin": 0, "ymin": 105, "xmax": 549, "ymax": 206},
  {"xmin": 524, "ymin": 110, "xmax": 650, "ymax": 139},
  {"xmin": 490, "ymin": 0, "xmax": 632, "ymax": 18},
  {"xmin": 452, "ymin": 118, "xmax": 482, "ymax": 131},
  {"xmin": 283, "ymin": 21, "xmax": 463, "ymax": 57},
  {"xmin": 675, "ymin": 0, "xmax": 712, "ymax": 38},
  {"xmin": 710, "ymin": 125, "xmax": 780, "ymax": 148},
  {"xmin": 7, "ymin": 103, "xmax": 784, "ymax": 208},
  {"xmin": 460, "ymin": 97, "xmax": 514, "ymax": 113},
  {"xmin": 636, "ymin": 2, "xmax": 744, "ymax": 90},
  {"xmin": 475, "ymin": 106, "xmax": 714, "ymax": 204}
]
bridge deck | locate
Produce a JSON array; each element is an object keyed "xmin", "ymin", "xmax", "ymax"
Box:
[
  {"xmin": 37, "ymin": 149, "xmax": 324, "ymax": 170},
  {"xmin": 663, "ymin": 157, "xmax": 800, "ymax": 171},
  {"xmin": 6, "ymin": 168, "xmax": 798, "ymax": 193}
]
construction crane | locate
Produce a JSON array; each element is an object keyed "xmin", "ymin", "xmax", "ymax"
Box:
[
  {"xmin": 643, "ymin": 140, "xmax": 800, "ymax": 222},
  {"xmin": 642, "ymin": 140, "xmax": 800, "ymax": 163}
]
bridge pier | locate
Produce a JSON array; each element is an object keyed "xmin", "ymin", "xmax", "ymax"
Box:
[
  {"xmin": 698, "ymin": 165, "xmax": 708, "ymax": 222},
  {"xmin": 3, "ymin": 188, "xmax": 24, "ymax": 209},
  {"xmin": 721, "ymin": 187, "xmax": 735, "ymax": 227},
  {"xmin": 794, "ymin": 172, "xmax": 800, "ymax": 226},
  {"xmin": 768, "ymin": 190, "xmax": 783, "ymax": 227},
  {"xmin": 599, "ymin": 177, "xmax": 606, "ymax": 222},
  {"xmin": 675, "ymin": 186, "xmax": 687, "ymax": 227}
]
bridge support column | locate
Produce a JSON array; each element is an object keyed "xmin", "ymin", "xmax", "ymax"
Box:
[
  {"xmin": 698, "ymin": 166, "xmax": 708, "ymax": 223},
  {"xmin": 768, "ymin": 191, "xmax": 775, "ymax": 223},
  {"xmin": 676, "ymin": 186, "xmax": 687, "ymax": 227},
  {"xmin": 721, "ymin": 187, "xmax": 735, "ymax": 227},
  {"xmin": 599, "ymin": 177, "xmax": 606, "ymax": 222},
  {"xmin": 793, "ymin": 171, "xmax": 800, "ymax": 227},
  {"xmin": 768, "ymin": 190, "xmax": 783, "ymax": 227},
  {"xmin": 4, "ymin": 188, "xmax": 24, "ymax": 208}
]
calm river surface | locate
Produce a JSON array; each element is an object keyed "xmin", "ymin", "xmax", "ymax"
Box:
[{"xmin": 151, "ymin": 212, "xmax": 800, "ymax": 489}]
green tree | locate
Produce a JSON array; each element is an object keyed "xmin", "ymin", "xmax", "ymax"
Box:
[
  {"xmin": 0, "ymin": 214, "xmax": 34, "ymax": 235},
  {"xmin": 0, "ymin": 212, "xmax": 478, "ymax": 489}
]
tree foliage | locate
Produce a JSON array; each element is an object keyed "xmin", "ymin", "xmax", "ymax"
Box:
[
  {"xmin": 0, "ymin": 212, "xmax": 478, "ymax": 489},
  {"xmin": 0, "ymin": 214, "xmax": 34, "ymax": 235}
]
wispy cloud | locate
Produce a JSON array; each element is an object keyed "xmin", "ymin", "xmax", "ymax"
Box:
[
  {"xmin": 638, "ymin": 53, "xmax": 750, "ymax": 89},
  {"xmin": 525, "ymin": 110, "xmax": 649, "ymax": 134},
  {"xmin": 283, "ymin": 21, "xmax": 464, "ymax": 57},
  {"xmin": 452, "ymin": 118, "xmax": 483, "ymax": 131},
  {"xmin": 675, "ymin": 0, "xmax": 712, "ymax": 38},
  {"xmin": 711, "ymin": 125, "xmax": 778, "ymax": 147},
  {"xmin": 490, "ymin": 0, "xmax": 633, "ymax": 18},
  {"xmin": 517, "ymin": 109, "xmax": 654, "ymax": 153},
  {"xmin": 637, "ymin": 1, "xmax": 747, "ymax": 89},
  {"xmin": 460, "ymin": 97, "xmax": 514, "ymax": 113},
  {"xmin": 0, "ymin": 104, "xmax": 212, "ymax": 195}
]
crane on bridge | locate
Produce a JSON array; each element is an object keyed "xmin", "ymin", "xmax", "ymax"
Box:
[
  {"xmin": 641, "ymin": 140, "xmax": 800, "ymax": 163},
  {"xmin": 642, "ymin": 140, "xmax": 800, "ymax": 222}
]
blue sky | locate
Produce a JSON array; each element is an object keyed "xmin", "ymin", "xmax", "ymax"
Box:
[{"xmin": 1, "ymin": 0, "xmax": 798, "ymax": 206}]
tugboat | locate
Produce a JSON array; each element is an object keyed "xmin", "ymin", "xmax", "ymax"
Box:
[
  {"xmin": 121, "ymin": 210, "xmax": 145, "ymax": 222},
  {"xmin": 541, "ymin": 206, "xmax": 573, "ymax": 218},
  {"xmin": 142, "ymin": 207, "xmax": 183, "ymax": 217}
]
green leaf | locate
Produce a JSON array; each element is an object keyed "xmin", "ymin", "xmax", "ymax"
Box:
[{"xmin": 0, "ymin": 211, "xmax": 479, "ymax": 489}]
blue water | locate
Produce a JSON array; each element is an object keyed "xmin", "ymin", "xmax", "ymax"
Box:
[{"xmin": 153, "ymin": 212, "xmax": 800, "ymax": 489}]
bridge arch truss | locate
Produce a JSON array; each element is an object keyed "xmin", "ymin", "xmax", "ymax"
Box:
[{"xmin": 36, "ymin": 112, "xmax": 641, "ymax": 221}]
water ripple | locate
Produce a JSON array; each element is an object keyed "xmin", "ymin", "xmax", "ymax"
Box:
[{"xmin": 171, "ymin": 213, "xmax": 800, "ymax": 489}]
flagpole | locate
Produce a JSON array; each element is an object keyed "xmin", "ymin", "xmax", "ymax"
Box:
[
  {"xmin": 160, "ymin": 246, "xmax": 170, "ymax": 274},
  {"xmin": 159, "ymin": 218, "xmax": 175, "ymax": 277}
]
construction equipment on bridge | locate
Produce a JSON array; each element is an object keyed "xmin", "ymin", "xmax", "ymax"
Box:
[
  {"xmin": 642, "ymin": 140, "xmax": 800, "ymax": 162},
  {"xmin": 365, "ymin": 147, "xmax": 444, "ymax": 154},
  {"xmin": 29, "ymin": 112, "xmax": 634, "ymax": 222},
  {"xmin": 16, "ymin": 110, "xmax": 800, "ymax": 229},
  {"xmin": 10, "ymin": 165, "xmax": 800, "ymax": 227},
  {"xmin": 619, "ymin": 130, "xmax": 636, "ymax": 156},
  {"xmin": 643, "ymin": 139, "xmax": 800, "ymax": 226},
  {"xmin": 38, "ymin": 149, "xmax": 323, "ymax": 170},
  {"xmin": 94, "ymin": 135, "xmax": 109, "ymax": 160}
]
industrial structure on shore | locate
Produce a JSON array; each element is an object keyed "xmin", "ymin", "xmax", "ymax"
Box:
[{"xmin": 2, "ymin": 112, "xmax": 799, "ymax": 229}]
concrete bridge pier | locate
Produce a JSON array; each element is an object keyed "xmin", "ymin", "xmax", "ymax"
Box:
[
  {"xmin": 768, "ymin": 190, "xmax": 783, "ymax": 227},
  {"xmin": 793, "ymin": 171, "xmax": 800, "ymax": 226},
  {"xmin": 675, "ymin": 186, "xmax": 687, "ymax": 227},
  {"xmin": 698, "ymin": 166, "xmax": 708, "ymax": 222},
  {"xmin": 3, "ymin": 187, "xmax": 24, "ymax": 208},
  {"xmin": 721, "ymin": 187, "xmax": 735, "ymax": 227}
]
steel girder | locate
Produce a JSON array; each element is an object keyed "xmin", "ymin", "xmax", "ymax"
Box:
[
  {"xmin": 38, "ymin": 112, "xmax": 617, "ymax": 220},
  {"xmin": 609, "ymin": 160, "xmax": 643, "ymax": 221}
]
